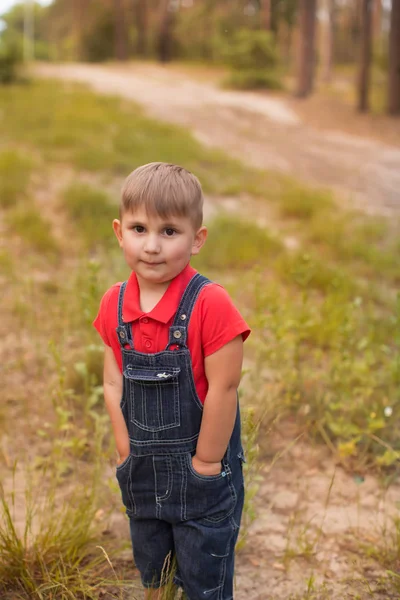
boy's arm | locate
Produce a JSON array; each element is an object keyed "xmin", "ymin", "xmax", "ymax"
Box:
[
  {"xmin": 193, "ymin": 335, "xmax": 243, "ymax": 477},
  {"xmin": 103, "ymin": 345, "xmax": 130, "ymax": 464}
]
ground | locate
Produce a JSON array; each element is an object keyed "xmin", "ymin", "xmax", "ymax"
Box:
[{"xmin": 5, "ymin": 62, "xmax": 399, "ymax": 599}]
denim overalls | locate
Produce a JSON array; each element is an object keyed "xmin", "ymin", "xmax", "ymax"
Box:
[{"xmin": 114, "ymin": 273, "xmax": 245, "ymax": 600}]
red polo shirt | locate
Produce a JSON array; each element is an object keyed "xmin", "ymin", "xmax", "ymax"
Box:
[{"xmin": 93, "ymin": 264, "xmax": 250, "ymax": 403}]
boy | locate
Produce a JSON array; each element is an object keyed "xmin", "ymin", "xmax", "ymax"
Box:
[{"xmin": 94, "ymin": 162, "xmax": 250, "ymax": 600}]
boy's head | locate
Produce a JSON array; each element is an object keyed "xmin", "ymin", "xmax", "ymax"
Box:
[
  {"xmin": 120, "ymin": 162, "xmax": 203, "ymax": 230},
  {"xmin": 113, "ymin": 163, "xmax": 207, "ymax": 285}
]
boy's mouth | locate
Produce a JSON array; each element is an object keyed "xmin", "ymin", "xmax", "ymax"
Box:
[{"xmin": 141, "ymin": 260, "xmax": 163, "ymax": 266}]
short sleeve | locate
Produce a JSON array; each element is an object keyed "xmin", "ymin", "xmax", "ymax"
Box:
[
  {"xmin": 197, "ymin": 284, "xmax": 250, "ymax": 358},
  {"xmin": 93, "ymin": 284, "xmax": 120, "ymax": 347}
]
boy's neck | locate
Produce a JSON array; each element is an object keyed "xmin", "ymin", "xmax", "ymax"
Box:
[{"xmin": 136, "ymin": 276, "xmax": 171, "ymax": 314}]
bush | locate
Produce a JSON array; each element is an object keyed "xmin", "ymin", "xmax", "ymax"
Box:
[
  {"xmin": 62, "ymin": 183, "xmax": 116, "ymax": 249},
  {"xmin": 0, "ymin": 39, "xmax": 21, "ymax": 84},
  {"xmin": 227, "ymin": 69, "xmax": 282, "ymax": 91},
  {"xmin": 0, "ymin": 150, "xmax": 32, "ymax": 208},
  {"xmin": 220, "ymin": 29, "xmax": 283, "ymax": 90},
  {"xmin": 81, "ymin": 8, "xmax": 115, "ymax": 62},
  {"xmin": 6, "ymin": 206, "xmax": 59, "ymax": 257}
]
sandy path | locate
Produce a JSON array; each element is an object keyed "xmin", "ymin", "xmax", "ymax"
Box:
[{"xmin": 36, "ymin": 62, "xmax": 400, "ymax": 217}]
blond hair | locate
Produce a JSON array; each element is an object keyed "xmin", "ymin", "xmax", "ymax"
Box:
[{"xmin": 120, "ymin": 163, "xmax": 203, "ymax": 229}]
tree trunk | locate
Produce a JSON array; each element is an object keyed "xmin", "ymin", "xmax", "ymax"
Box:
[
  {"xmin": 320, "ymin": 0, "xmax": 335, "ymax": 83},
  {"xmin": 357, "ymin": 0, "xmax": 373, "ymax": 112},
  {"xmin": 114, "ymin": 0, "xmax": 128, "ymax": 60},
  {"xmin": 388, "ymin": 0, "xmax": 400, "ymax": 115},
  {"xmin": 296, "ymin": 0, "xmax": 317, "ymax": 98},
  {"xmin": 261, "ymin": 0, "xmax": 272, "ymax": 31},
  {"xmin": 373, "ymin": 0, "xmax": 382, "ymax": 40},
  {"xmin": 135, "ymin": 0, "xmax": 147, "ymax": 56},
  {"xmin": 72, "ymin": 0, "xmax": 83, "ymax": 60},
  {"xmin": 158, "ymin": 0, "xmax": 178, "ymax": 63}
]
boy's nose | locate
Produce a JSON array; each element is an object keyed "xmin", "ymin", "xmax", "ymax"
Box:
[{"xmin": 144, "ymin": 234, "xmax": 161, "ymax": 254}]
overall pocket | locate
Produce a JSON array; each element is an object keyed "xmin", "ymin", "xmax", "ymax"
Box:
[
  {"xmin": 123, "ymin": 366, "xmax": 181, "ymax": 432},
  {"xmin": 185, "ymin": 454, "xmax": 236, "ymax": 523},
  {"xmin": 115, "ymin": 454, "xmax": 135, "ymax": 515}
]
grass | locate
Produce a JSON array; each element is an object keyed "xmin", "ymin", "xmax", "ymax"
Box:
[
  {"xmin": 0, "ymin": 249, "xmax": 14, "ymax": 276},
  {"xmin": 0, "ymin": 81, "xmax": 267, "ymax": 197},
  {"xmin": 279, "ymin": 183, "xmax": 334, "ymax": 220},
  {"xmin": 0, "ymin": 465, "xmax": 124, "ymax": 600},
  {"xmin": 6, "ymin": 205, "xmax": 59, "ymax": 257},
  {"xmin": 0, "ymin": 150, "xmax": 32, "ymax": 208},
  {"xmin": 0, "ymin": 77, "xmax": 399, "ymax": 598},
  {"xmin": 61, "ymin": 183, "xmax": 116, "ymax": 250},
  {"xmin": 193, "ymin": 214, "xmax": 283, "ymax": 271}
]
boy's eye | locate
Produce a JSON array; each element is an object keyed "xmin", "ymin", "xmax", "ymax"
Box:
[
  {"xmin": 164, "ymin": 228, "xmax": 177, "ymax": 237},
  {"xmin": 133, "ymin": 225, "xmax": 145, "ymax": 233}
]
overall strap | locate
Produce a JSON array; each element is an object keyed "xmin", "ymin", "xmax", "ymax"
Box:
[
  {"xmin": 166, "ymin": 273, "xmax": 211, "ymax": 349},
  {"xmin": 116, "ymin": 281, "xmax": 134, "ymax": 349}
]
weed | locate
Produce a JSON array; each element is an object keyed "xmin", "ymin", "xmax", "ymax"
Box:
[
  {"xmin": 6, "ymin": 205, "xmax": 59, "ymax": 257},
  {"xmin": 279, "ymin": 184, "xmax": 333, "ymax": 220},
  {"xmin": 236, "ymin": 407, "xmax": 262, "ymax": 550},
  {"xmin": 194, "ymin": 214, "xmax": 283, "ymax": 271},
  {"xmin": 61, "ymin": 183, "xmax": 116, "ymax": 250},
  {"xmin": 0, "ymin": 463, "xmax": 120, "ymax": 600},
  {"xmin": 0, "ymin": 150, "xmax": 32, "ymax": 209},
  {"xmin": 0, "ymin": 249, "xmax": 14, "ymax": 276}
]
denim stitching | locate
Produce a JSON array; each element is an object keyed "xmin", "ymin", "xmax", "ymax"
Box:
[
  {"xmin": 117, "ymin": 281, "xmax": 126, "ymax": 326},
  {"xmin": 183, "ymin": 353, "xmax": 204, "ymax": 411},
  {"xmin": 142, "ymin": 382, "xmax": 147, "ymax": 428},
  {"xmin": 172, "ymin": 278, "xmax": 211, "ymax": 329},
  {"xmin": 217, "ymin": 518, "xmax": 237, "ymax": 600},
  {"xmin": 171, "ymin": 274, "xmax": 209, "ymax": 328},
  {"xmin": 129, "ymin": 433, "xmax": 199, "ymax": 446},
  {"xmin": 128, "ymin": 377, "xmax": 181, "ymax": 433},
  {"xmin": 181, "ymin": 455, "xmax": 187, "ymax": 521},
  {"xmin": 158, "ymin": 382, "xmax": 164, "ymax": 429},
  {"xmin": 154, "ymin": 456, "xmax": 172, "ymax": 503},
  {"xmin": 127, "ymin": 459, "xmax": 136, "ymax": 516}
]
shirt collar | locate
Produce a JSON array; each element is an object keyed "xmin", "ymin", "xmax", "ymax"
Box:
[{"xmin": 122, "ymin": 263, "xmax": 197, "ymax": 324}]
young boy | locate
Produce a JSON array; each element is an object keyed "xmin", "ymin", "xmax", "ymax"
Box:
[{"xmin": 94, "ymin": 162, "xmax": 250, "ymax": 600}]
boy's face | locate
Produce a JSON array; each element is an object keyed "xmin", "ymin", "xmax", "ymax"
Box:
[{"xmin": 113, "ymin": 208, "xmax": 207, "ymax": 287}]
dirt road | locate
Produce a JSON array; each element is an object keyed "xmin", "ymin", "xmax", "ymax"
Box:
[{"xmin": 36, "ymin": 62, "xmax": 400, "ymax": 217}]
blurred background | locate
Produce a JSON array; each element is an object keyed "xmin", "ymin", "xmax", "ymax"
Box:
[{"xmin": 0, "ymin": 2, "xmax": 400, "ymax": 600}]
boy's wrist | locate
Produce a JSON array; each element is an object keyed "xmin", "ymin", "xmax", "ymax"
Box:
[{"xmin": 192, "ymin": 454, "xmax": 222, "ymax": 476}]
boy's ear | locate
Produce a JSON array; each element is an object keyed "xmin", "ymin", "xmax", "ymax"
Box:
[
  {"xmin": 191, "ymin": 226, "xmax": 207, "ymax": 256},
  {"xmin": 113, "ymin": 219, "xmax": 123, "ymax": 246}
]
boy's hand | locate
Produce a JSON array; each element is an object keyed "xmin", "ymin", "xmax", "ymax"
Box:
[
  {"xmin": 117, "ymin": 454, "xmax": 130, "ymax": 466},
  {"xmin": 192, "ymin": 454, "xmax": 222, "ymax": 477}
]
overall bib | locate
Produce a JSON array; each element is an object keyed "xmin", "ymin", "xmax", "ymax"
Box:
[{"xmin": 115, "ymin": 273, "xmax": 245, "ymax": 600}]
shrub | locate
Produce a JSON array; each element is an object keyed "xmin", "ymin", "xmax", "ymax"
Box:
[
  {"xmin": 62, "ymin": 183, "xmax": 116, "ymax": 249},
  {"xmin": 6, "ymin": 206, "xmax": 59, "ymax": 256},
  {"xmin": 193, "ymin": 214, "xmax": 283, "ymax": 271},
  {"xmin": 227, "ymin": 69, "xmax": 282, "ymax": 91},
  {"xmin": 0, "ymin": 150, "xmax": 32, "ymax": 208},
  {"xmin": 220, "ymin": 29, "xmax": 283, "ymax": 90},
  {"xmin": 279, "ymin": 184, "xmax": 334, "ymax": 220},
  {"xmin": 0, "ymin": 39, "xmax": 21, "ymax": 84}
]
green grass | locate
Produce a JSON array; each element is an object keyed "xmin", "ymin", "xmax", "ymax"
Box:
[
  {"xmin": 0, "ymin": 465, "xmax": 123, "ymax": 600},
  {"xmin": 0, "ymin": 249, "xmax": 14, "ymax": 276},
  {"xmin": 0, "ymin": 150, "xmax": 32, "ymax": 209},
  {"xmin": 279, "ymin": 184, "xmax": 334, "ymax": 220},
  {"xmin": 6, "ymin": 205, "xmax": 59, "ymax": 256},
  {"xmin": 193, "ymin": 214, "xmax": 284, "ymax": 271},
  {"xmin": 0, "ymin": 81, "xmax": 267, "ymax": 197},
  {"xmin": 61, "ymin": 183, "xmax": 116, "ymax": 250}
]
